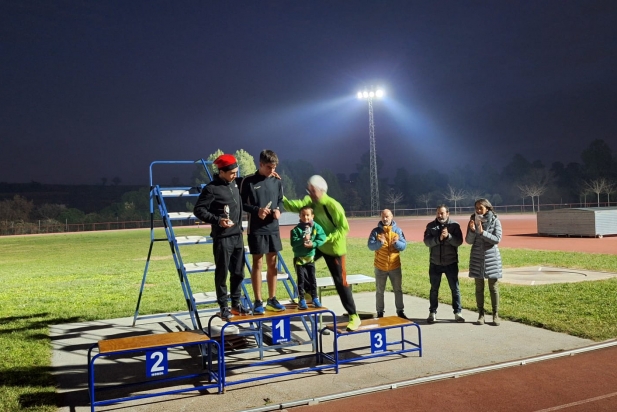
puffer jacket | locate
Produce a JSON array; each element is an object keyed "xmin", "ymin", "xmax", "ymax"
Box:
[
  {"xmin": 465, "ymin": 211, "xmax": 502, "ymax": 279},
  {"xmin": 423, "ymin": 218, "xmax": 463, "ymax": 266},
  {"xmin": 367, "ymin": 220, "xmax": 407, "ymax": 271}
]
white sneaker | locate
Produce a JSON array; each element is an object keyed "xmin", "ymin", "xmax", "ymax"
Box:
[{"xmin": 427, "ymin": 312, "xmax": 437, "ymax": 324}]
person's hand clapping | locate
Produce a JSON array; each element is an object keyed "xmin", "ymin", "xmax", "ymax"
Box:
[{"xmin": 440, "ymin": 227, "xmax": 448, "ymax": 240}]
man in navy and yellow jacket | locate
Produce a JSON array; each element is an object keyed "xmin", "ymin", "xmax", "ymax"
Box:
[{"xmin": 367, "ymin": 209, "xmax": 408, "ymax": 319}]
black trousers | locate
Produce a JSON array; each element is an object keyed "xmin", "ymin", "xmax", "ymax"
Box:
[
  {"xmin": 295, "ymin": 261, "xmax": 317, "ymax": 298},
  {"xmin": 212, "ymin": 234, "xmax": 244, "ymax": 307},
  {"xmin": 315, "ymin": 249, "xmax": 357, "ymax": 316}
]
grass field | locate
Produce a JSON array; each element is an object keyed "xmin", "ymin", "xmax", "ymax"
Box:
[{"xmin": 1, "ymin": 228, "xmax": 617, "ymax": 411}]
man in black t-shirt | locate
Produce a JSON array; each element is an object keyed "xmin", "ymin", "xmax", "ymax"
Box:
[{"xmin": 239, "ymin": 150, "xmax": 285, "ymax": 314}]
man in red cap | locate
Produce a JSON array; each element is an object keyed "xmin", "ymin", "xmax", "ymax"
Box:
[{"xmin": 193, "ymin": 154, "xmax": 247, "ymax": 321}]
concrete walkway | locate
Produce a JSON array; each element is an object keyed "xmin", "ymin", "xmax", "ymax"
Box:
[{"xmin": 51, "ymin": 291, "xmax": 596, "ymax": 412}]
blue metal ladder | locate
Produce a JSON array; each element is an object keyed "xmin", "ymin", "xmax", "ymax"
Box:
[
  {"xmin": 132, "ymin": 160, "xmax": 302, "ymax": 334},
  {"xmin": 132, "ymin": 160, "xmax": 217, "ymax": 331}
]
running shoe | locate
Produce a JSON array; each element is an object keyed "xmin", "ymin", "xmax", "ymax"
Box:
[
  {"xmin": 346, "ymin": 314, "xmax": 361, "ymax": 331},
  {"xmin": 266, "ymin": 297, "xmax": 285, "ymax": 312},
  {"xmin": 253, "ymin": 300, "xmax": 265, "ymax": 315},
  {"xmin": 220, "ymin": 307, "xmax": 233, "ymax": 322},
  {"xmin": 397, "ymin": 311, "xmax": 409, "ymax": 320},
  {"xmin": 231, "ymin": 302, "xmax": 251, "ymax": 316}
]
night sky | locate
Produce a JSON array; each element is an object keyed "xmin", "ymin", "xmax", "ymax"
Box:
[{"xmin": 2, "ymin": 0, "xmax": 616, "ymax": 185}]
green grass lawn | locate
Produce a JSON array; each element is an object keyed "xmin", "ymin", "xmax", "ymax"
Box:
[{"xmin": 1, "ymin": 228, "xmax": 616, "ymax": 411}]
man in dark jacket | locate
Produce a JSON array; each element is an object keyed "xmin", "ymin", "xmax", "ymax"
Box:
[
  {"xmin": 193, "ymin": 154, "xmax": 245, "ymax": 322},
  {"xmin": 423, "ymin": 204, "xmax": 464, "ymax": 324}
]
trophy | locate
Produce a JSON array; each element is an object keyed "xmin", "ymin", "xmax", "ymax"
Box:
[
  {"xmin": 223, "ymin": 205, "xmax": 234, "ymax": 226},
  {"xmin": 303, "ymin": 226, "xmax": 311, "ymax": 245}
]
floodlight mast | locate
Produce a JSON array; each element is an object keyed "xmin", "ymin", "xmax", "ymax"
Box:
[{"xmin": 357, "ymin": 87, "xmax": 384, "ymax": 216}]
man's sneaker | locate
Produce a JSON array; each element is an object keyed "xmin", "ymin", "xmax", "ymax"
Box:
[
  {"xmin": 493, "ymin": 313, "xmax": 501, "ymax": 326},
  {"xmin": 220, "ymin": 307, "xmax": 233, "ymax": 322},
  {"xmin": 397, "ymin": 311, "xmax": 409, "ymax": 320},
  {"xmin": 253, "ymin": 300, "xmax": 265, "ymax": 315},
  {"xmin": 454, "ymin": 313, "xmax": 466, "ymax": 323},
  {"xmin": 312, "ymin": 297, "xmax": 322, "ymax": 308},
  {"xmin": 297, "ymin": 298, "xmax": 308, "ymax": 310},
  {"xmin": 266, "ymin": 297, "xmax": 285, "ymax": 312},
  {"xmin": 231, "ymin": 302, "xmax": 251, "ymax": 316},
  {"xmin": 477, "ymin": 313, "xmax": 485, "ymax": 325},
  {"xmin": 377, "ymin": 311, "xmax": 384, "ymax": 318},
  {"xmin": 427, "ymin": 312, "xmax": 437, "ymax": 324},
  {"xmin": 346, "ymin": 314, "xmax": 361, "ymax": 331}
]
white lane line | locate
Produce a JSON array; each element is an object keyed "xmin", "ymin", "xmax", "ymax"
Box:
[{"xmin": 533, "ymin": 391, "xmax": 617, "ymax": 411}]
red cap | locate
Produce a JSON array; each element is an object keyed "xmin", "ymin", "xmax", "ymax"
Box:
[{"xmin": 213, "ymin": 154, "xmax": 238, "ymax": 171}]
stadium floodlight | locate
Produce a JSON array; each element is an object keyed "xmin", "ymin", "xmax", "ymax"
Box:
[{"xmin": 356, "ymin": 87, "xmax": 385, "ymax": 216}]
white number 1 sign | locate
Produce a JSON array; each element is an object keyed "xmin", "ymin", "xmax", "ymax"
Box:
[{"xmin": 272, "ymin": 318, "xmax": 291, "ymax": 344}]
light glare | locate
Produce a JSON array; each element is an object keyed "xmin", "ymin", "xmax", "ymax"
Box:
[
  {"xmin": 357, "ymin": 91, "xmax": 363, "ymax": 99},
  {"xmin": 376, "ymin": 89, "xmax": 384, "ymax": 98}
]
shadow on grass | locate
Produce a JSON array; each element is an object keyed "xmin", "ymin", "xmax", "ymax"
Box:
[
  {"xmin": 1, "ymin": 366, "xmax": 62, "ymax": 409},
  {"xmin": 0, "ymin": 313, "xmax": 51, "ymax": 325},
  {"xmin": 0, "ymin": 315, "xmax": 83, "ymax": 337}
]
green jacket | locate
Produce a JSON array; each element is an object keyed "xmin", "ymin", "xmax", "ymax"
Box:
[
  {"xmin": 283, "ymin": 194, "xmax": 349, "ymax": 256},
  {"xmin": 290, "ymin": 221, "xmax": 327, "ymax": 262}
]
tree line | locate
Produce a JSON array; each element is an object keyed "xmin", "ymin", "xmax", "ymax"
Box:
[
  {"xmin": 1, "ymin": 139, "xmax": 615, "ymax": 234},
  {"xmin": 278, "ymin": 139, "xmax": 617, "ymax": 213}
]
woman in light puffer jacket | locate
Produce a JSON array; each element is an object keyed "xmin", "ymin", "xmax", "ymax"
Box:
[{"xmin": 465, "ymin": 198, "xmax": 502, "ymax": 326}]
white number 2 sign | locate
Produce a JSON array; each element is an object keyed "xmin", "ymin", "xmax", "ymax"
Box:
[{"xmin": 146, "ymin": 349, "xmax": 168, "ymax": 377}]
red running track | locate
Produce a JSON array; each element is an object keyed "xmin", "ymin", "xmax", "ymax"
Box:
[
  {"xmin": 291, "ymin": 345, "xmax": 617, "ymax": 412},
  {"xmin": 341, "ymin": 214, "xmax": 617, "ymax": 255},
  {"xmin": 286, "ymin": 213, "xmax": 617, "ymax": 412}
]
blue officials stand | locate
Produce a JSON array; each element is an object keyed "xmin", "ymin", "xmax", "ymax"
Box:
[
  {"xmin": 88, "ymin": 330, "xmax": 222, "ymax": 411},
  {"xmin": 319, "ymin": 316, "xmax": 422, "ymax": 365},
  {"xmin": 133, "ymin": 160, "xmax": 218, "ymax": 331},
  {"xmin": 207, "ymin": 306, "xmax": 338, "ymax": 388}
]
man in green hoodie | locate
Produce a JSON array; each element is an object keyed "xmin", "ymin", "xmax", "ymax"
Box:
[{"xmin": 283, "ymin": 175, "xmax": 361, "ymax": 331}]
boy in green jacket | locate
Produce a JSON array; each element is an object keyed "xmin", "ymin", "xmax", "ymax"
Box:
[
  {"xmin": 290, "ymin": 206, "xmax": 327, "ymax": 309},
  {"xmin": 283, "ymin": 175, "xmax": 361, "ymax": 331}
]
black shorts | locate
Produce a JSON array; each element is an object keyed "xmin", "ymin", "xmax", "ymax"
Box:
[{"xmin": 247, "ymin": 232, "xmax": 282, "ymax": 255}]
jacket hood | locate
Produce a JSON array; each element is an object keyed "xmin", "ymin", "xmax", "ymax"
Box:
[{"xmin": 378, "ymin": 220, "xmax": 398, "ymax": 230}]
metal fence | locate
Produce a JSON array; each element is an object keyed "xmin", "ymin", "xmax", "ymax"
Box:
[
  {"xmin": 0, "ymin": 219, "xmax": 199, "ymax": 236},
  {"xmin": 346, "ymin": 202, "xmax": 607, "ymax": 218},
  {"xmin": 0, "ymin": 202, "xmax": 612, "ymax": 236}
]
